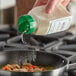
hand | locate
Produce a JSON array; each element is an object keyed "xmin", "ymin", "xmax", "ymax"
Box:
[{"xmin": 34, "ymin": 0, "xmax": 70, "ymax": 14}]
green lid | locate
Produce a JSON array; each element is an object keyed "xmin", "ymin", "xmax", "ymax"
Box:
[{"xmin": 18, "ymin": 15, "xmax": 35, "ymax": 34}]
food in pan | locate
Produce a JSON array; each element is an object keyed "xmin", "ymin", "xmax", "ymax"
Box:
[{"xmin": 1, "ymin": 63, "xmax": 54, "ymax": 72}]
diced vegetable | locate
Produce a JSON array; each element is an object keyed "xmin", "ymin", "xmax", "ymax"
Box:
[{"xmin": 1, "ymin": 63, "xmax": 53, "ymax": 72}]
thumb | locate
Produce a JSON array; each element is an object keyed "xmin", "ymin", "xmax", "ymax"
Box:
[
  {"xmin": 45, "ymin": 0, "xmax": 60, "ymax": 14},
  {"xmin": 61, "ymin": 0, "xmax": 70, "ymax": 6}
]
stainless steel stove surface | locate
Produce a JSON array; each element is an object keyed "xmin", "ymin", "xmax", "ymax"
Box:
[{"xmin": 0, "ymin": 26, "xmax": 76, "ymax": 76}]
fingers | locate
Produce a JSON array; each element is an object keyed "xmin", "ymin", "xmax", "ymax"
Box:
[
  {"xmin": 33, "ymin": 0, "xmax": 48, "ymax": 7},
  {"xmin": 33, "ymin": 0, "xmax": 70, "ymax": 14},
  {"xmin": 45, "ymin": 0, "xmax": 61, "ymax": 14}
]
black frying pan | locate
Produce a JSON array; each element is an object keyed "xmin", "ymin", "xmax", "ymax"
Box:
[{"xmin": 0, "ymin": 49, "xmax": 75, "ymax": 76}]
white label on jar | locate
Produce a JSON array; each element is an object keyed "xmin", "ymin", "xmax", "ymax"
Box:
[{"xmin": 47, "ymin": 16, "xmax": 72, "ymax": 34}]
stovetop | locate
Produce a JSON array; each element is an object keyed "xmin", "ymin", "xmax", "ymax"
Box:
[{"xmin": 0, "ymin": 26, "xmax": 76, "ymax": 76}]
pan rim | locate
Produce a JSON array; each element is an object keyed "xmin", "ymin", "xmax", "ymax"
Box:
[{"xmin": 0, "ymin": 49, "xmax": 69, "ymax": 73}]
